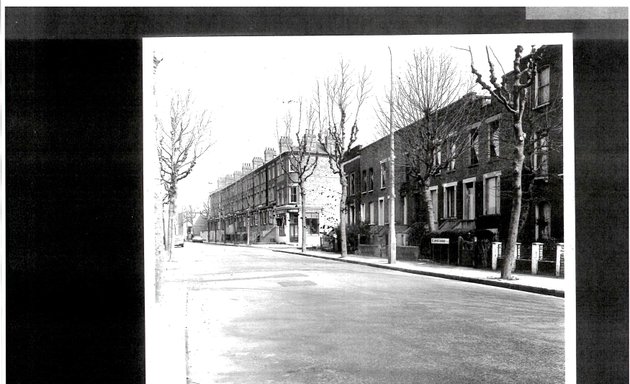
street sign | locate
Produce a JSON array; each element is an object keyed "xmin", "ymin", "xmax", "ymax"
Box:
[{"xmin": 431, "ymin": 238, "xmax": 450, "ymax": 244}]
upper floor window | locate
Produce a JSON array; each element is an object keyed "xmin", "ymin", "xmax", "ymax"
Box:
[
  {"xmin": 346, "ymin": 173, "xmax": 355, "ymax": 196},
  {"xmin": 290, "ymin": 186, "xmax": 298, "ymax": 203},
  {"xmin": 368, "ymin": 168, "xmax": 374, "ymax": 191},
  {"xmin": 380, "ymin": 161, "xmax": 388, "ymax": 189},
  {"xmin": 536, "ymin": 66, "xmax": 551, "ymax": 107},
  {"xmin": 447, "ymin": 139, "xmax": 456, "ymax": 171},
  {"xmin": 470, "ymin": 128, "xmax": 479, "ymax": 165},
  {"xmin": 489, "ymin": 120, "xmax": 500, "ymax": 158},
  {"xmin": 362, "ymin": 169, "xmax": 367, "ymax": 192},
  {"xmin": 433, "ymin": 147, "xmax": 442, "ymax": 173},
  {"xmin": 533, "ymin": 132, "xmax": 549, "ymax": 176}
]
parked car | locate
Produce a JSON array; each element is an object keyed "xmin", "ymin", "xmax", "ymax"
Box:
[
  {"xmin": 173, "ymin": 236, "xmax": 184, "ymax": 248},
  {"xmin": 192, "ymin": 235, "xmax": 203, "ymax": 243}
]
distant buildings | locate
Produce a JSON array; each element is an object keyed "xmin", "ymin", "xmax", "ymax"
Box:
[
  {"xmin": 206, "ymin": 135, "xmax": 339, "ymax": 246},
  {"xmin": 342, "ymin": 45, "xmax": 564, "ymax": 261}
]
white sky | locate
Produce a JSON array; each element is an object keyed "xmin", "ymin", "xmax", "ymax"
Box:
[{"xmin": 144, "ymin": 33, "xmax": 569, "ymax": 210}]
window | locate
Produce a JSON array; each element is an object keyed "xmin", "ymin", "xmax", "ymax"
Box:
[
  {"xmin": 360, "ymin": 203, "xmax": 366, "ymax": 223},
  {"xmin": 429, "ymin": 186, "xmax": 438, "ymax": 225},
  {"xmin": 278, "ymin": 187, "xmax": 284, "ymax": 205},
  {"xmin": 536, "ymin": 66, "xmax": 550, "ymax": 107},
  {"xmin": 443, "ymin": 183, "xmax": 457, "ymax": 218},
  {"xmin": 349, "ymin": 173, "xmax": 355, "ymax": 195},
  {"xmin": 402, "ymin": 195, "xmax": 408, "ymax": 225},
  {"xmin": 433, "ymin": 147, "xmax": 442, "ymax": 171},
  {"xmin": 362, "ymin": 170, "xmax": 367, "ymax": 192},
  {"xmin": 380, "ymin": 161, "xmax": 388, "ymax": 189},
  {"xmin": 378, "ymin": 198, "xmax": 385, "ymax": 225},
  {"xmin": 489, "ymin": 120, "xmax": 500, "ymax": 158},
  {"xmin": 290, "ymin": 186, "xmax": 298, "ymax": 203},
  {"xmin": 368, "ymin": 202, "xmax": 375, "ymax": 225},
  {"xmin": 484, "ymin": 172, "xmax": 501, "ymax": 215},
  {"xmin": 535, "ymin": 202, "xmax": 551, "ymax": 240},
  {"xmin": 305, "ymin": 212, "xmax": 319, "ymax": 234},
  {"xmin": 533, "ymin": 132, "xmax": 549, "ymax": 176},
  {"xmin": 447, "ymin": 139, "xmax": 456, "ymax": 171},
  {"xmin": 369, "ymin": 168, "xmax": 374, "ymax": 191},
  {"xmin": 470, "ymin": 128, "xmax": 479, "ymax": 165},
  {"xmin": 463, "ymin": 178, "xmax": 476, "ymax": 220},
  {"xmin": 348, "ymin": 204, "xmax": 356, "ymax": 225}
]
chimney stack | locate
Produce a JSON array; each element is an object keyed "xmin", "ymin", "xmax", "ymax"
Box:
[
  {"xmin": 252, "ymin": 156, "xmax": 264, "ymax": 169},
  {"xmin": 264, "ymin": 147, "xmax": 277, "ymax": 162},
  {"xmin": 279, "ymin": 136, "xmax": 293, "ymax": 153},
  {"xmin": 242, "ymin": 163, "xmax": 253, "ymax": 174}
]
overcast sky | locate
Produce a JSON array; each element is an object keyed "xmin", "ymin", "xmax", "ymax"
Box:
[{"xmin": 144, "ymin": 33, "xmax": 569, "ymax": 210}]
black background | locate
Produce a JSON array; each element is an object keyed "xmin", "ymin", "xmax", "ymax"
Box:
[{"xmin": 5, "ymin": 8, "xmax": 628, "ymax": 383}]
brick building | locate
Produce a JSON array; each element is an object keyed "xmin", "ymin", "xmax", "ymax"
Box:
[
  {"xmin": 207, "ymin": 136, "xmax": 339, "ymax": 246},
  {"xmin": 343, "ymin": 45, "xmax": 564, "ymax": 259}
]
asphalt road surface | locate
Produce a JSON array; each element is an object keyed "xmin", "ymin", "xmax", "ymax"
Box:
[{"xmin": 164, "ymin": 243, "xmax": 564, "ymax": 384}]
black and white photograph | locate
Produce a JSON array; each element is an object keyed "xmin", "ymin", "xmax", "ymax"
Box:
[
  {"xmin": 3, "ymin": 6, "xmax": 628, "ymax": 384},
  {"xmin": 143, "ymin": 32, "xmax": 572, "ymax": 384}
]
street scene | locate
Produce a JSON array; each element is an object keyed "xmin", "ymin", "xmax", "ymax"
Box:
[
  {"xmin": 145, "ymin": 33, "xmax": 570, "ymax": 383},
  {"xmin": 159, "ymin": 243, "xmax": 563, "ymax": 384}
]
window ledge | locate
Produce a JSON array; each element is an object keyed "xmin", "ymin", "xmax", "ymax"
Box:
[{"xmin": 532, "ymin": 102, "xmax": 550, "ymax": 110}]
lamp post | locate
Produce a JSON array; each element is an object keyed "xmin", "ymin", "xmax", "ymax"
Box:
[{"xmin": 388, "ymin": 46, "xmax": 397, "ymax": 264}]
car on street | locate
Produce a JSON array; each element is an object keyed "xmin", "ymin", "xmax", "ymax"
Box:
[
  {"xmin": 174, "ymin": 236, "xmax": 184, "ymax": 248},
  {"xmin": 192, "ymin": 235, "xmax": 204, "ymax": 243}
]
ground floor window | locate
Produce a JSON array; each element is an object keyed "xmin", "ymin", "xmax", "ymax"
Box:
[
  {"xmin": 463, "ymin": 178, "xmax": 476, "ymax": 220},
  {"xmin": 484, "ymin": 172, "xmax": 501, "ymax": 215},
  {"xmin": 535, "ymin": 201, "xmax": 551, "ymax": 240},
  {"xmin": 348, "ymin": 204, "xmax": 356, "ymax": 225},
  {"xmin": 443, "ymin": 182, "xmax": 457, "ymax": 219},
  {"xmin": 305, "ymin": 212, "xmax": 319, "ymax": 234},
  {"xmin": 378, "ymin": 198, "xmax": 385, "ymax": 226}
]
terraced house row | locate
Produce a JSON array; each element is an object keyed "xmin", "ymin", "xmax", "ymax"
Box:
[
  {"xmin": 206, "ymin": 135, "xmax": 339, "ymax": 247},
  {"xmin": 342, "ymin": 45, "xmax": 564, "ymax": 264}
]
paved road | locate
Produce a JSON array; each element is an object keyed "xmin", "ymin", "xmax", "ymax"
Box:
[{"xmin": 164, "ymin": 243, "xmax": 564, "ymax": 384}]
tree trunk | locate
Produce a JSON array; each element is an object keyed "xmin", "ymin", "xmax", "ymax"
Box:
[
  {"xmin": 339, "ymin": 173, "xmax": 348, "ymax": 257},
  {"xmin": 167, "ymin": 194, "xmax": 176, "ymax": 261},
  {"xmin": 501, "ymin": 118, "xmax": 525, "ymax": 279},
  {"xmin": 423, "ymin": 184, "xmax": 438, "ymax": 232},
  {"xmin": 301, "ymin": 190, "xmax": 307, "ymax": 253}
]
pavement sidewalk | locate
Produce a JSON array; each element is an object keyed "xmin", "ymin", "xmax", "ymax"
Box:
[{"xmin": 208, "ymin": 241, "xmax": 565, "ymax": 297}]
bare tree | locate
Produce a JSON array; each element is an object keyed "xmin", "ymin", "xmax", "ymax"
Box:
[
  {"xmin": 314, "ymin": 60, "xmax": 370, "ymax": 257},
  {"xmin": 157, "ymin": 90, "xmax": 212, "ymax": 260},
  {"xmin": 183, "ymin": 204, "xmax": 196, "ymax": 238},
  {"xmin": 466, "ymin": 45, "xmax": 541, "ymax": 279},
  {"xmin": 278, "ymin": 99, "xmax": 319, "ymax": 252},
  {"xmin": 377, "ymin": 48, "xmax": 477, "ymax": 232},
  {"xmin": 200, "ymin": 197, "xmax": 211, "ymax": 241}
]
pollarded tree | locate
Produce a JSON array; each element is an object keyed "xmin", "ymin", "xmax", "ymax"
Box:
[
  {"xmin": 314, "ymin": 60, "xmax": 370, "ymax": 258},
  {"xmin": 277, "ymin": 99, "xmax": 320, "ymax": 252},
  {"xmin": 377, "ymin": 48, "xmax": 478, "ymax": 233},
  {"xmin": 466, "ymin": 45, "xmax": 541, "ymax": 279},
  {"xmin": 157, "ymin": 90, "xmax": 212, "ymax": 260}
]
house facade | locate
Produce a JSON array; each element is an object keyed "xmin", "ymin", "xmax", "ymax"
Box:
[
  {"xmin": 342, "ymin": 45, "xmax": 564, "ymax": 259},
  {"xmin": 207, "ymin": 137, "xmax": 339, "ymax": 246}
]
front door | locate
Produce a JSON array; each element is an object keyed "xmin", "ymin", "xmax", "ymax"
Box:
[{"xmin": 289, "ymin": 213, "xmax": 299, "ymax": 243}]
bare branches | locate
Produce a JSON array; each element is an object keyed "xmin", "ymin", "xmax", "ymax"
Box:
[
  {"xmin": 314, "ymin": 59, "xmax": 371, "ymax": 173},
  {"xmin": 157, "ymin": 89, "xmax": 213, "ymax": 199}
]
